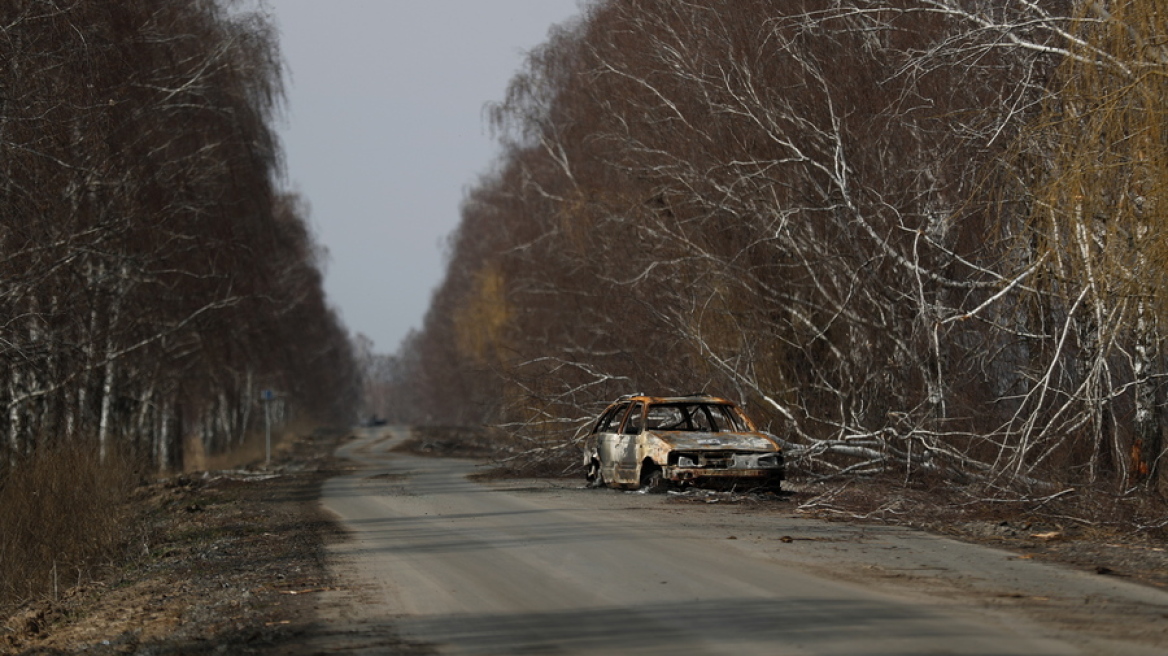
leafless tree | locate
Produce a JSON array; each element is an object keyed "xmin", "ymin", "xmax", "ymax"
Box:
[{"xmin": 0, "ymin": 0, "xmax": 359, "ymax": 476}]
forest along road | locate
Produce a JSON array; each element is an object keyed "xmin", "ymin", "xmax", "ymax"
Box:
[{"xmin": 307, "ymin": 427, "xmax": 1168, "ymax": 655}]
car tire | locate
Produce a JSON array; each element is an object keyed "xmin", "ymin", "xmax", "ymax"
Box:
[
  {"xmin": 639, "ymin": 465, "xmax": 668, "ymax": 494},
  {"xmin": 585, "ymin": 459, "xmax": 605, "ymax": 488}
]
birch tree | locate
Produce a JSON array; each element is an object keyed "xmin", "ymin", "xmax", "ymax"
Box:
[
  {"xmin": 1015, "ymin": 0, "xmax": 1168, "ymax": 492},
  {"xmin": 0, "ymin": 0, "xmax": 358, "ymax": 475},
  {"xmin": 401, "ymin": 0, "xmax": 1168, "ymax": 499}
]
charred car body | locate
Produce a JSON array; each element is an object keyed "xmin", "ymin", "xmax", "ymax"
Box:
[{"xmin": 583, "ymin": 395, "xmax": 783, "ymax": 492}]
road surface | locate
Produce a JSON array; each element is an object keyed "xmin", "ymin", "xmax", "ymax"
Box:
[{"xmin": 305, "ymin": 427, "xmax": 1168, "ymax": 655}]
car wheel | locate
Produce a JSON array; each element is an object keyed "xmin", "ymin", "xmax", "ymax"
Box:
[
  {"xmin": 585, "ymin": 459, "xmax": 605, "ymax": 488},
  {"xmin": 639, "ymin": 465, "xmax": 668, "ymax": 494}
]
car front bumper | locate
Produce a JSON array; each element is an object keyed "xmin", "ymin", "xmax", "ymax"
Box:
[{"xmin": 663, "ymin": 452, "xmax": 784, "ymax": 483}]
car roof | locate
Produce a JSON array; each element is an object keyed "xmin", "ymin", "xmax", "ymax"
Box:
[{"xmin": 613, "ymin": 394, "xmax": 736, "ymax": 405}]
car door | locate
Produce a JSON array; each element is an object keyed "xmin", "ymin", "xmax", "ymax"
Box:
[
  {"xmin": 611, "ymin": 401, "xmax": 644, "ymax": 486},
  {"xmin": 596, "ymin": 403, "xmax": 630, "ymax": 483}
]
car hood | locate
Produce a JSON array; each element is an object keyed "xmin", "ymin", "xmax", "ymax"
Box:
[{"xmin": 648, "ymin": 431, "xmax": 780, "ymax": 452}]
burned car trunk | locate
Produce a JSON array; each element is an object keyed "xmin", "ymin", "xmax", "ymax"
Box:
[{"xmin": 583, "ymin": 395, "xmax": 784, "ymax": 492}]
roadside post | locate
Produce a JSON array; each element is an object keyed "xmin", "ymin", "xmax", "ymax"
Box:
[{"xmin": 262, "ymin": 389, "xmax": 274, "ymax": 467}]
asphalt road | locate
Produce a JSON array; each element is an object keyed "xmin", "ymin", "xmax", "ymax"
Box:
[{"xmin": 308, "ymin": 427, "xmax": 1168, "ymax": 655}]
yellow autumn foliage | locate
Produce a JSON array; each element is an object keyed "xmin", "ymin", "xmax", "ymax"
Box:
[
  {"xmin": 1032, "ymin": 1, "xmax": 1168, "ymax": 312},
  {"xmin": 454, "ymin": 264, "xmax": 510, "ymax": 365}
]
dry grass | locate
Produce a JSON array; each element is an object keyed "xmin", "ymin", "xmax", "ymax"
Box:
[
  {"xmin": 0, "ymin": 446, "xmax": 137, "ymax": 613},
  {"xmin": 0, "ymin": 430, "xmax": 349, "ymax": 654},
  {"xmin": 198, "ymin": 421, "xmax": 320, "ymax": 473}
]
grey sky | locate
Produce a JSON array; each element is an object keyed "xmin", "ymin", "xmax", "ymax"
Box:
[{"xmin": 271, "ymin": 1, "xmax": 583, "ymax": 353}]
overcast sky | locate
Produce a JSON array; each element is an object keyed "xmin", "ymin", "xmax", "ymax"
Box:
[{"xmin": 270, "ymin": 1, "xmax": 583, "ymax": 353}]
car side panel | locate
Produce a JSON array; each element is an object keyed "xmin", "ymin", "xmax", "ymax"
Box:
[
  {"xmin": 597, "ymin": 430, "xmax": 619, "ymax": 483},
  {"xmin": 612, "ymin": 433, "xmax": 640, "ymax": 485}
]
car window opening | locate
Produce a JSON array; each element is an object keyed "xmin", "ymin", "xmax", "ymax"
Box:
[{"xmin": 645, "ymin": 403, "xmax": 743, "ymax": 432}]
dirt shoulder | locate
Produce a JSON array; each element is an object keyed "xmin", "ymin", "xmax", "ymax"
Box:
[
  {"xmin": 784, "ymin": 480, "xmax": 1168, "ymax": 593},
  {"xmin": 0, "ymin": 433, "xmax": 350, "ymax": 656}
]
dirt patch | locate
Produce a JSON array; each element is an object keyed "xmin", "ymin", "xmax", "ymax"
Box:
[
  {"xmin": 936, "ymin": 520, "xmax": 1168, "ymax": 590},
  {"xmin": 0, "ymin": 431, "xmax": 370, "ymax": 655},
  {"xmin": 786, "ymin": 479, "xmax": 1168, "ymax": 592}
]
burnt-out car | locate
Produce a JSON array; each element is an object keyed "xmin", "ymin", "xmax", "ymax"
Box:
[{"xmin": 583, "ymin": 395, "xmax": 783, "ymax": 492}]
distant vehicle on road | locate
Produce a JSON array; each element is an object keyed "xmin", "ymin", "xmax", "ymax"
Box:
[{"xmin": 583, "ymin": 394, "xmax": 783, "ymax": 492}]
